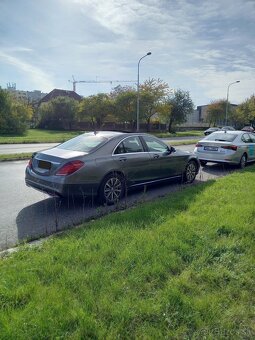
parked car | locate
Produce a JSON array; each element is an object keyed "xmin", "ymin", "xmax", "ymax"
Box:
[
  {"xmin": 194, "ymin": 130, "xmax": 255, "ymax": 168},
  {"xmin": 204, "ymin": 127, "xmax": 221, "ymax": 136},
  {"xmin": 241, "ymin": 126, "xmax": 254, "ymax": 132},
  {"xmin": 26, "ymin": 131, "xmax": 200, "ymax": 204},
  {"xmin": 220, "ymin": 126, "xmax": 235, "ymax": 131}
]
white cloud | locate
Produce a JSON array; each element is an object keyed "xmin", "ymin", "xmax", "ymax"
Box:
[
  {"xmin": 1, "ymin": 0, "xmax": 254, "ymax": 104},
  {"xmin": 0, "ymin": 51, "xmax": 54, "ymax": 91}
]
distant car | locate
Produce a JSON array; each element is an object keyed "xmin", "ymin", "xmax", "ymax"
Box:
[
  {"xmin": 220, "ymin": 126, "xmax": 235, "ymax": 131},
  {"xmin": 241, "ymin": 126, "xmax": 254, "ymax": 132},
  {"xmin": 194, "ymin": 130, "xmax": 255, "ymax": 168},
  {"xmin": 204, "ymin": 127, "xmax": 221, "ymax": 136},
  {"xmin": 26, "ymin": 131, "xmax": 200, "ymax": 205}
]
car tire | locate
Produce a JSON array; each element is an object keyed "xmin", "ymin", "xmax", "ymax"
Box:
[
  {"xmin": 239, "ymin": 154, "xmax": 247, "ymax": 169},
  {"xmin": 99, "ymin": 172, "xmax": 125, "ymax": 205},
  {"xmin": 200, "ymin": 160, "xmax": 207, "ymax": 167},
  {"xmin": 183, "ymin": 160, "xmax": 198, "ymax": 183}
]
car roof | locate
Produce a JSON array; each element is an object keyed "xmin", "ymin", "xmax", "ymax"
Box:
[{"xmin": 208, "ymin": 130, "xmax": 247, "ymax": 135}]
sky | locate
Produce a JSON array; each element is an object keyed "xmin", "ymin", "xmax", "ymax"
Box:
[{"xmin": 0, "ymin": 0, "xmax": 254, "ymax": 106}]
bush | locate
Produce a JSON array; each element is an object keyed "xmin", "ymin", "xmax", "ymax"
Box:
[{"xmin": 0, "ymin": 89, "xmax": 33, "ymax": 135}]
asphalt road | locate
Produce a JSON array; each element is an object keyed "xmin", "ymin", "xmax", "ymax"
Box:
[{"xmin": 0, "ymin": 137, "xmax": 201, "ymax": 155}]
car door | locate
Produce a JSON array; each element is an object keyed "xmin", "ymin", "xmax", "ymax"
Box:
[
  {"xmin": 113, "ymin": 136, "xmax": 152, "ymax": 184},
  {"xmin": 141, "ymin": 135, "xmax": 183, "ymax": 179},
  {"xmin": 241, "ymin": 133, "xmax": 255, "ymax": 161},
  {"xmin": 248, "ymin": 133, "xmax": 255, "ymax": 160}
]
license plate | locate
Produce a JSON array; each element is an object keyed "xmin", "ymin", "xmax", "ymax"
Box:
[
  {"xmin": 204, "ymin": 146, "xmax": 218, "ymax": 151},
  {"xmin": 38, "ymin": 160, "xmax": 51, "ymax": 170}
]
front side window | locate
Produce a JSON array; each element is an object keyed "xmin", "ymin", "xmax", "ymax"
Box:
[
  {"xmin": 142, "ymin": 135, "xmax": 169, "ymax": 153},
  {"xmin": 241, "ymin": 133, "xmax": 251, "ymax": 143},
  {"xmin": 249, "ymin": 133, "xmax": 255, "ymax": 143}
]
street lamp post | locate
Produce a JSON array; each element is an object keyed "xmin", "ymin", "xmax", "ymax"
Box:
[
  {"xmin": 225, "ymin": 80, "xmax": 240, "ymax": 125},
  {"xmin": 136, "ymin": 52, "xmax": 151, "ymax": 132}
]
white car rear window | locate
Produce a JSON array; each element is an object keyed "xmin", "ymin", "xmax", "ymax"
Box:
[{"xmin": 204, "ymin": 133, "xmax": 237, "ymax": 142}]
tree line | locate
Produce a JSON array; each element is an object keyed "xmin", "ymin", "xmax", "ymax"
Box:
[
  {"xmin": 1, "ymin": 80, "xmax": 255, "ymax": 135},
  {"xmin": 206, "ymin": 97, "xmax": 255, "ymax": 128},
  {"xmin": 37, "ymin": 79, "xmax": 194, "ymax": 133}
]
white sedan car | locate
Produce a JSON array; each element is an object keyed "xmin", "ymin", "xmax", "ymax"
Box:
[{"xmin": 194, "ymin": 130, "xmax": 255, "ymax": 168}]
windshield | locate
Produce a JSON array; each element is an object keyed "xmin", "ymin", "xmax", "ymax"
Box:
[
  {"xmin": 204, "ymin": 133, "xmax": 237, "ymax": 142},
  {"xmin": 57, "ymin": 134, "xmax": 107, "ymax": 152}
]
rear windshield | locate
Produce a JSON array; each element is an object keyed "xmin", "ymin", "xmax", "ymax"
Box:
[
  {"xmin": 57, "ymin": 134, "xmax": 107, "ymax": 152},
  {"xmin": 204, "ymin": 133, "xmax": 237, "ymax": 142}
]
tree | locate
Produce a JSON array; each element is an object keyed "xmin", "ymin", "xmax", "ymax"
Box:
[
  {"xmin": 78, "ymin": 93, "xmax": 114, "ymax": 129},
  {"xmin": 113, "ymin": 90, "xmax": 137, "ymax": 127},
  {"xmin": 162, "ymin": 89, "xmax": 194, "ymax": 132},
  {"xmin": 234, "ymin": 95, "xmax": 255, "ymax": 127},
  {"xmin": 0, "ymin": 89, "xmax": 32, "ymax": 134},
  {"xmin": 139, "ymin": 78, "xmax": 169, "ymax": 131},
  {"xmin": 206, "ymin": 99, "xmax": 226, "ymax": 126},
  {"xmin": 38, "ymin": 96, "xmax": 78, "ymax": 129}
]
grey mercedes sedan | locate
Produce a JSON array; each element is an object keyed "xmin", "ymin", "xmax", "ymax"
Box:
[{"xmin": 25, "ymin": 131, "xmax": 200, "ymax": 204}]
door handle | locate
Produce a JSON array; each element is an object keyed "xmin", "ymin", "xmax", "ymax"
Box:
[
  {"xmin": 119, "ymin": 157, "xmax": 127, "ymax": 162},
  {"xmin": 153, "ymin": 154, "xmax": 160, "ymax": 159}
]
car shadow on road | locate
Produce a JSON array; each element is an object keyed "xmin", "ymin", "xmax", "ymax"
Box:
[
  {"xmin": 199, "ymin": 163, "xmax": 236, "ymax": 177},
  {"xmin": 16, "ymin": 195, "xmax": 111, "ymax": 244},
  {"xmin": 15, "ymin": 179, "xmax": 195, "ymax": 247}
]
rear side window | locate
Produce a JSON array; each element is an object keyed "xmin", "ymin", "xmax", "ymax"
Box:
[
  {"xmin": 123, "ymin": 137, "xmax": 144, "ymax": 153},
  {"xmin": 204, "ymin": 133, "xmax": 237, "ymax": 142}
]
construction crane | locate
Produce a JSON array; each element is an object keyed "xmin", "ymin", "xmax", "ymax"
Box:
[{"xmin": 69, "ymin": 76, "xmax": 136, "ymax": 92}]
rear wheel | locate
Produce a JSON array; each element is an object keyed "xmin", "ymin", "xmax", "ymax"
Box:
[
  {"xmin": 183, "ymin": 160, "xmax": 198, "ymax": 183},
  {"xmin": 99, "ymin": 173, "xmax": 125, "ymax": 205},
  {"xmin": 239, "ymin": 154, "xmax": 247, "ymax": 169}
]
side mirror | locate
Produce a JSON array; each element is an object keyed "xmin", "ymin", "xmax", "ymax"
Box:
[{"xmin": 165, "ymin": 146, "xmax": 175, "ymax": 155}]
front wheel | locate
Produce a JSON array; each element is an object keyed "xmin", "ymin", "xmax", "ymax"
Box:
[
  {"xmin": 99, "ymin": 173, "xmax": 125, "ymax": 205},
  {"xmin": 200, "ymin": 160, "xmax": 207, "ymax": 167},
  {"xmin": 183, "ymin": 160, "xmax": 198, "ymax": 183}
]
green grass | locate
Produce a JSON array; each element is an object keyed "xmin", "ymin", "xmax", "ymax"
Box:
[
  {"xmin": 0, "ymin": 153, "xmax": 32, "ymax": 162},
  {"xmin": 0, "ymin": 166, "xmax": 255, "ymax": 338},
  {"xmin": 0, "ymin": 129, "xmax": 82, "ymax": 144},
  {"xmin": 153, "ymin": 130, "xmax": 204, "ymax": 138}
]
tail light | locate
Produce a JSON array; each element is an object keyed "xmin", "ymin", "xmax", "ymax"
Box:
[
  {"xmin": 56, "ymin": 160, "xmax": 84, "ymax": 176},
  {"xmin": 221, "ymin": 145, "xmax": 237, "ymax": 151},
  {"xmin": 28, "ymin": 159, "xmax": 32, "ymax": 168},
  {"xmin": 196, "ymin": 143, "xmax": 203, "ymax": 147}
]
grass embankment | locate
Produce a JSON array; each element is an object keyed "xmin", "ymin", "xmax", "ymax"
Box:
[
  {"xmin": 0, "ymin": 166, "xmax": 254, "ymax": 338},
  {"xmin": 0, "ymin": 129, "xmax": 82, "ymax": 144},
  {"xmin": 0, "ymin": 129, "xmax": 203, "ymax": 144},
  {"xmin": 0, "ymin": 153, "xmax": 33, "ymax": 162},
  {"xmin": 154, "ymin": 130, "xmax": 203, "ymax": 138}
]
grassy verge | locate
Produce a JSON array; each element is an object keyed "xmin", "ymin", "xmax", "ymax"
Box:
[
  {"xmin": 0, "ymin": 166, "xmax": 254, "ymax": 338},
  {"xmin": 153, "ymin": 130, "xmax": 203, "ymax": 138},
  {"xmin": 0, "ymin": 129, "xmax": 203, "ymax": 144},
  {"xmin": 0, "ymin": 153, "xmax": 32, "ymax": 162},
  {"xmin": 0, "ymin": 129, "xmax": 82, "ymax": 144}
]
